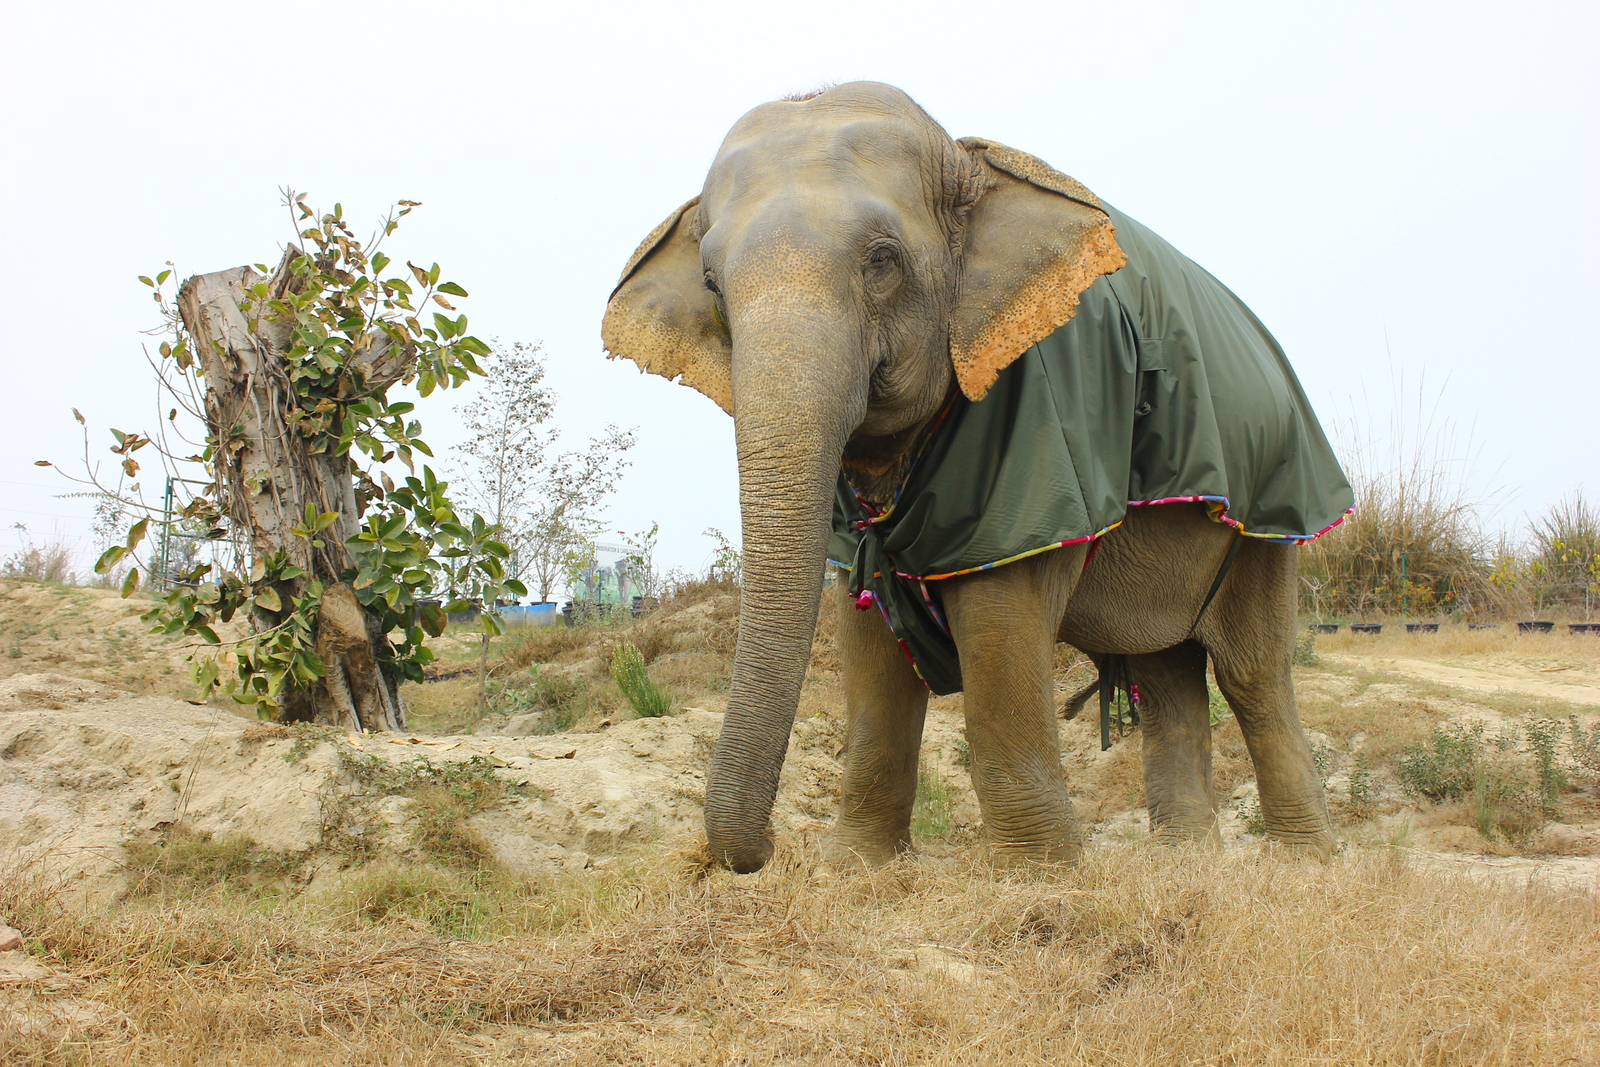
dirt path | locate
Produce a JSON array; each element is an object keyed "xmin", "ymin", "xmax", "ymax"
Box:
[{"xmin": 1322, "ymin": 653, "xmax": 1600, "ymax": 707}]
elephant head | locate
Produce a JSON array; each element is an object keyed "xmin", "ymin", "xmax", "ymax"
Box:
[{"xmin": 602, "ymin": 82, "xmax": 1126, "ymax": 872}]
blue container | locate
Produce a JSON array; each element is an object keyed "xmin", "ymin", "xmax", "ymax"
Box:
[{"xmin": 500, "ymin": 602, "xmax": 560, "ymax": 627}]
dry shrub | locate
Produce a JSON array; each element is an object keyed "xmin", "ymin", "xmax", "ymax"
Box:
[
  {"xmin": 1301, "ymin": 462, "xmax": 1499, "ymax": 620},
  {"xmin": 3, "ymin": 840, "xmax": 1596, "ymax": 1065},
  {"xmin": 1525, "ymin": 491, "xmax": 1600, "ymax": 617},
  {"xmin": 498, "ymin": 623, "xmax": 592, "ymax": 672},
  {"xmin": 1300, "ymin": 384, "xmax": 1507, "ymax": 621},
  {"xmin": 0, "ymin": 531, "xmax": 76, "ymax": 585}
]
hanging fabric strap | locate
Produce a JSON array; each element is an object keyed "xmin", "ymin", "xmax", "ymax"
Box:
[
  {"xmin": 1096, "ymin": 531, "xmax": 1243, "ymax": 751},
  {"xmin": 1098, "ymin": 654, "xmax": 1139, "ymax": 752},
  {"xmin": 1191, "ymin": 531, "xmax": 1244, "ymax": 634}
]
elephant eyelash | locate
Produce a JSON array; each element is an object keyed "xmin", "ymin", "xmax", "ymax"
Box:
[{"xmin": 865, "ymin": 242, "xmax": 900, "ymax": 269}]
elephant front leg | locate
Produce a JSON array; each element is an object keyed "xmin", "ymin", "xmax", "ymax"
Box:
[
  {"xmin": 826, "ymin": 580, "xmax": 930, "ymax": 866},
  {"xmin": 1130, "ymin": 641, "xmax": 1219, "ymax": 844},
  {"xmin": 944, "ymin": 553, "xmax": 1083, "ymax": 866}
]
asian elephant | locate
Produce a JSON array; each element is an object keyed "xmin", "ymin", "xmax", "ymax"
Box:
[{"xmin": 602, "ymin": 82, "xmax": 1353, "ymax": 873}]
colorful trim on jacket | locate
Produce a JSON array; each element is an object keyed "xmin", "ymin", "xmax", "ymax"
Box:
[{"xmin": 832, "ymin": 497, "xmax": 1352, "ymax": 581}]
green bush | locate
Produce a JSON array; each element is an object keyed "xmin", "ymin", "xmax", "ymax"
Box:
[
  {"xmin": 1293, "ymin": 630, "xmax": 1319, "ymax": 668},
  {"xmin": 1394, "ymin": 721, "xmax": 1506, "ymax": 802},
  {"xmin": 611, "ymin": 641, "xmax": 673, "ymax": 717},
  {"xmin": 1393, "ymin": 719, "xmax": 1579, "ymax": 841}
]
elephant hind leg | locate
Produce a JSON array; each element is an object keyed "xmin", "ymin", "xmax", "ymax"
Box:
[
  {"xmin": 1128, "ymin": 641, "xmax": 1219, "ymax": 845},
  {"xmin": 1202, "ymin": 541, "xmax": 1334, "ymax": 860}
]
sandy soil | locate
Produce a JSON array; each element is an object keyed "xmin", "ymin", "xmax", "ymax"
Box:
[
  {"xmin": 1322, "ymin": 652, "xmax": 1600, "ymax": 706},
  {"xmin": 1, "ymin": 579, "xmax": 1597, "ymax": 899}
]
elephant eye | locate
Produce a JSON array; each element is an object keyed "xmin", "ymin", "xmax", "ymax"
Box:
[
  {"xmin": 867, "ymin": 245, "xmax": 897, "ymax": 269},
  {"xmin": 703, "ymin": 272, "xmax": 721, "ymax": 296}
]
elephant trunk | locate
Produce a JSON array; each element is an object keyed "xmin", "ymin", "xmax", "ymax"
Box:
[{"xmin": 704, "ymin": 314, "xmax": 865, "ymax": 873}]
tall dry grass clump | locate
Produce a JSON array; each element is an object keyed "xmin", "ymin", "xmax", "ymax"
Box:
[
  {"xmin": 1301, "ymin": 464, "xmax": 1500, "ymax": 619},
  {"xmin": 1300, "ymin": 382, "xmax": 1501, "ymax": 619},
  {"xmin": 1522, "ymin": 491, "xmax": 1600, "ymax": 619},
  {"xmin": 0, "ymin": 528, "xmax": 77, "ymax": 585}
]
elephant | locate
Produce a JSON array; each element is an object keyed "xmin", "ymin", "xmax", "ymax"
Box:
[{"xmin": 602, "ymin": 82, "xmax": 1353, "ymax": 874}]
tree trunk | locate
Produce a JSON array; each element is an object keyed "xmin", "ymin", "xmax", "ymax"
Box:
[{"xmin": 177, "ymin": 253, "xmax": 408, "ymax": 732}]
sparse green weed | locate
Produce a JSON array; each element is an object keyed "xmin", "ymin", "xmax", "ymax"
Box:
[
  {"xmin": 912, "ymin": 761, "xmax": 955, "ymax": 842},
  {"xmin": 327, "ymin": 750, "xmax": 539, "ymax": 868},
  {"xmin": 122, "ymin": 825, "xmax": 304, "ymax": 898},
  {"xmin": 612, "ymin": 641, "xmax": 673, "ymax": 718},
  {"xmin": 1347, "ymin": 752, "xmax": 1374, "ymax": 818},
  {"xmin": 282, "ymin": 722, "xmax": 340, "ymax": 764}
]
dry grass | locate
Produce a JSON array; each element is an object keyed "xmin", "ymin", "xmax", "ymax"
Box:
[
  {"xmin": 1526, "ymin": 491, "xmax": 1600, "ymax": 618},
  {"xmin": 1300, "ymin": 462, "xmax": 1500, "ymax": 621},
  {"xmin": 1313, "ymin": 622, "xmax": 1600, "ymax": 660},
  {"xmin": 3, "ymin": 839, "xmax": 1596, "ymax": 1066}
]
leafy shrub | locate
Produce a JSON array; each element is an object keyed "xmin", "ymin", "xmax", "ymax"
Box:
[
  {"xmin": 611, "ymin": 641, "xmax": 673, "ymax": 717},
  {"xmin": 1523, "ymin": 719, "xmax": 1568, "ymax": 815},
  {"xmin": 1393, "ymin": 719, "xmax": 1583, "ymax": 841},
  {"xmin": 1395, "ymin": 721, "xmax": 1511, "ymax": 803},
  {"xmin": 1570, "ymin": 717, "xmax": 1600, "ymax": 778},
  {"xmin": 1293, "ymin": 630, "xmax": 1319, "ymax": 668}
]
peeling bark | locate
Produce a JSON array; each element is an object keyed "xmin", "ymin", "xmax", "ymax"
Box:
[{"xmin": 177, "ymin": 254, "xmax": 407, "ymax": 731}]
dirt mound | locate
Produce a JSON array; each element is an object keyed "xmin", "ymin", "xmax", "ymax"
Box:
[
  {"xmin": 0, "ymin": 580, "xmax": 223, "ymax": 696},
  {"xmin": 0, "ymin": 671, "xmax": 856, "ymax": 899}
]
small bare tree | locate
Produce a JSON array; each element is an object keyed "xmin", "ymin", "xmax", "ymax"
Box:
[{"xmin": 449, "ymin": 344, "xmax": 635, "ymax": 605}]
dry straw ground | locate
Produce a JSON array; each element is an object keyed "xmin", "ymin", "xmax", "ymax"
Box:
[
  {"xmin": 3, "ymin": 577, "xmax": 1599, "ymax": 1065},
  {"xmin": 4, "ymin": 839, "xmax": 1597, "ymax": 1066}
]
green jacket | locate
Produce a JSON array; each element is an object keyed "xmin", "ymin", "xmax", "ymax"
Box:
[{"xmin": 830, "ymin": 204, "xmax": 1353, "ymax": 694}]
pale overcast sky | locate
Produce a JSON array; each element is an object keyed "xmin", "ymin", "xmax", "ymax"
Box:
[{"xmin": 3, "ymin": 1, "xmax": 1595, "ymax": 577}]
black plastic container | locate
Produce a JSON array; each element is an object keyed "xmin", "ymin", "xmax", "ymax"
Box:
[
  {"xmin": 1350, "ymin": 623, "xmax": 1382, "ymax": 635},
  {"xmin": 1314, "ymin": 623, "xmax": 1339, "ymax": 634},
  {"xmin": 1405, "ymin": 623, "xmax": 1439, "ymax": 633},
  {"xmin": 1570, "ymin": 623, "xmax": 1599, "ymax": 635},
  {"xmin": 1517, "ymin": 621, "xmax": 1555, "ymax": 634},
  {"xmin": 1467, "ymin": 622, "xmax": 1500, "ymax": 630}
]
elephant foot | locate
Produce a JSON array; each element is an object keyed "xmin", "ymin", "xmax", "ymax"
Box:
[
  {"xmin": 988, "ymin": 836, "xmax": 1082, "ymax": 869},
  {"xmin": 822, "ymin": 831, "xmax": 907, "ymax": 869},
  {"xmin": 1147, "ymin": 797, "xmax": 1221, "ymax": 847},
  {"xmin": 1260, "ymin": 829, "xmax": 1335, "ymax": 863},
  {"xmin": 1149, "ymin": 820, "xmax": 1222, "ymax": 849}
]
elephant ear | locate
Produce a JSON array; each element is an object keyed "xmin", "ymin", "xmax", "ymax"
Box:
[
  {"xmin": 949, "ymin": 137, "xmax": 1127, "ymax": 401},
  {"xmin": 601, "ymin": 197, "xmax": 733, "ymax": 414}
]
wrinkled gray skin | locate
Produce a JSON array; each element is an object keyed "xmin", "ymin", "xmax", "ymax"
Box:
[{"xmin": 607, "ymin": 82, "xmax": 1333, "ymax": 873}]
